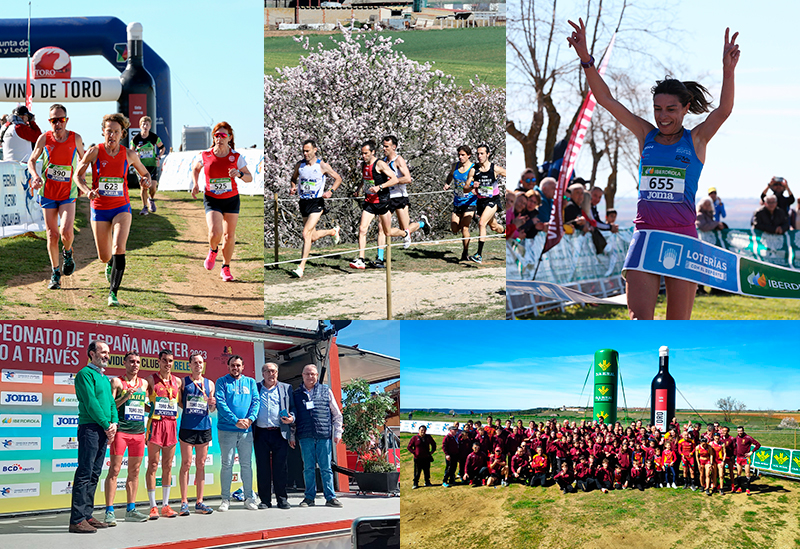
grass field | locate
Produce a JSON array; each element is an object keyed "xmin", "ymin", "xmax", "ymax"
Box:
[
  {"xmin": 265, "ymin": 26, "xmax": 505, "ymax": 88},
  {"xmin": 400, "ymin": 432, "xmax": 800, "ymax": 549},
  {"xmin": 518, "ymin": 290, "xmax": 800, "ymax": 320}
]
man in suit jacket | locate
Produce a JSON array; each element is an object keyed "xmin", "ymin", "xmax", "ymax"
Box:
[{"xmin": 254, "ymin": 362, "xmax": 296, "ymax": 509}]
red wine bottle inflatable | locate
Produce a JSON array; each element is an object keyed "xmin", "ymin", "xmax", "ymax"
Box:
[
  {"xmin": 117, "ymin": 22, "xmax": 156, "ymax": 147},
  {"xmin": 650, "ymin": 346, "xmax": 676, "ymax": 433}
]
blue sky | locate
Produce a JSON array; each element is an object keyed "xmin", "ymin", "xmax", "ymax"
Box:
[
  {"xmin": 335, "ymin": 321, "xmax": 400, "ymax": 390},
  {"xmin": 1, "ymin": 0, "xmax": 262, "ymax": 149},
  {"xmin": 401, "ymin": 321, "xmax": 800, "ymax": 411},
  {"xmin": 507, "ymin": 0, "xmax": 800, "ymax": 199}
]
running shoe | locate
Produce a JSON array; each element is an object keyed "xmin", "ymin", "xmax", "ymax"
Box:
[
  {"xmin": 221, "ymin": 265, "xmax": 234, "ymax": 281},
  {"xmin": 691, "ymin": 485, "xmax": 698, "ymax": 491},
  {"xmin": 195, "ymin": 502, "xmax": 213, "ymax": 515},
  {"xmin": 125, "ymin": 508, "xmax": 149, "ymax": 522},
  {"xmin": 333, "ymin": 225, "xmax": 341, "ymax": 245},
  {"xmin": 442, "ymin": 483, "xmax": 450, "ymax": 488},
  {"xmin": 139, "ymin": 207, "xmax": 149, "ymax": 216},
  {"xmin": 148, "ymin": 198, "xmax": 157, "ymax": 213},
  {"xmin": 104, "ymin": 510, "xmax": 117, "ymax": 526},
  {"xmin": 290, "ymin": 267, "xmax": 304, "ymax": 278},
  {"xmin": 63, "ymin": 249, "xmax": 75, "ymax": 276},
  {"xmin": 105, "ymin": 262, "xmax": 112, "ymax": 283},
  {"xmin": 468, "ymin": 254, "xmax": 482, "ymax": 264},
  {"xmin": 161, "ymin": 505, "xmax": 178, "ymax": 518},
  {"xmin": 403, "ymin": 229, "xmax": 412, "ymax": 249},
  {"xmin": 108, "ymin": 291, "xmax": 119, "ymax": 307},
  {"xmin": 204, "ymin": 248, "xmax": 218, "ymax": 270},
  {"xmin": 349, "ymin": 257, "xmax": 366, "ymax": 269},
  {"xmin": 179, "ymin": 502, "xmax": 190, "ymax": 516},
  {"xmin": 49, "ymin": 270, "xmax": 61, "ymax": 290},
  {"xmin": 368, "ymin": 258, "xmax": 385, "ymax": 269},
  {"xmin": 412, "ymin": 485, "xmax": 419, "ymax": 489},
  {"xmin": 736, "ymin": 487, "xmax": 743, "ymax": 493},
  {"xmin": 244, "ymin": 498, "xmax": 258, "ymax": 510},
  {"xmin": 218, "ymin": 500, "xmax": 230, "ymax": 512},
  {"xmin": 148, "ymin": 506, "xmax": 159, "ymax": 520},
  {"xmin": 420, "ymin": 213, "xmax": 431, "ymax": 235},
  {"xmin": 746, "ymin": 489, "xmax": 751, "ymax": 496}
]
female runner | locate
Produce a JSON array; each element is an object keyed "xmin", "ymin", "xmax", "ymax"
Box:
[
  {"xmin": 470, "ymin": 144, "xmax": 506, "ymax": 264},
  {"xmin": 73, "ymin": 114, "xmax": 151, "ymax": 306},
  {"xmin": 191, "ymin": 122, "xmax": 252, "ymax": 281},
  {"xmin": 443, "ymin": 145, "xmax": 476, "ymax": 262},
  {"xmin": 567, "ymin": 19, "xmax": 740, "ymax": 319}
]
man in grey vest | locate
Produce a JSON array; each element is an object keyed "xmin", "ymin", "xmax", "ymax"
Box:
[
  {"xmin": 254, "ymin": 362, "xmax": 295, "ymax": 509},
  {"xmin": 293, "ymin": 364, "xmax": 343, "ymax": 507}
]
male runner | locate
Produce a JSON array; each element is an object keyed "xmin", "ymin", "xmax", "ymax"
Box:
[
  {"xmin": 289, "ymin": 140, "xmax": 342, "ymax": 278},
  {"xmin": 373, "ymin": 135, "xmax": 429, "ymax": 267},
  {"xmin": 104, "ymin": 352, "xmax": 150, "ymax": 523},
  {"xmin": 719, "ymin": 425, "xmax": 736, "ymax": 490},
  {"xmin": 733, "ymin": 426, "xmax": 761, "ymax": 495},
  {"xmin": 145, "ymin": 349, "xmax": 182, "ymax": 518},
  {"xmin": 27, "ymin": 104, "xmax": 86, "ymax": 289},
  {"xmin": 177, "ymin": 352, "xmax": 216, "ymax": 515},
  {"xmin": 132, "ymin": 116, "xmax": 165, "ymax": 216},
  {"xmin": 350, "ymin": 140, "xmax": 405, "ymax": 269}
]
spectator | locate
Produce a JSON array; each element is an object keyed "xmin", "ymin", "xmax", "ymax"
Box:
[
  {"xmin": 535, "ymin": 177, "xmax": 556, "ymax": 223},
  {"xmin": 708, "ymin": 187, "xmax": 728, "ymax": 226},
  {"xmin": 588, "ymin": 187, "xmax": 619, "ymax": 233},
  {"xmin": 563, "ymin": 183, "xmax": 587, "ymax": 233},
  {"xmin": 1, "ymin": 105, "xmax": 42, "ymax": 162},
  {"xmin": 606, "ymin": 209, "xmax": 618, "ymax": 225},
  {"xmin": 760, "ymin": 177, "xmax": 794, "ymax": 213},
  {"xmin": 752, "ymin": 194, "xmax": 790, "ymax": 234},
  {"xmin": 516, "ymin": 168, "xmax": 537, "ymax": 193},
  {"xmin": 696, "ymin": 197, "xmax": 725, "ymax": 232},
  {"xmin": 520, "ymin": 191, "xmax": 546, "ymax": 239},
  {"xmin": 506, "ymin": 193, "xmax": 529, "ymax": 240}
]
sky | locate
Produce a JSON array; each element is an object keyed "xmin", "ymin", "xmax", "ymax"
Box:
[
  {"xmin": 334, "ymin": 320, "xmax": 400, "ymax": 391},
  {"xmin": 401, "ymin": 320, "xmax": 800, "ymax": 411},
  {"xmin": 507, "ymin": 0, "xmax": 800, "ymax": 200},
  {"xmin": 1, "ymin": 0, "xmax": 262, "ymax": 150}
]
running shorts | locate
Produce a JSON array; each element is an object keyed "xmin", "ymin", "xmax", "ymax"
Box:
[
  {"xmin": 362, "ymin": 201, "xmax": 390, "ymax": 216},
  {"xmin": 477, "ymin": 196, "xmax": 502, "ymax": 216},
  {"xmin": 148, "ymin": 418, "xmax": 178, "ymax": 447},
  {"xmin": 37, "ymin": 196, "xmax": 76, "ymax": 209},
  {"xmin": 179, "ymin": 428, "xmax": 213, "ymax": 446},
  {"xmin": 736, "ymin": 456, "xmax": 749, "ymax": 467},
  {"xmin": 204, "ymin": 193, "xmax": 240, "ymax": 215},
  {"xmin": 453, "ymin": 202, "xmax": 477, "ymax": 214},
  {"xmin": 681, "ymin": 455, "xmax": 695, "ymax": 468},
  {"xmin": 388, "ymin": 196, "xmax": 409, "ymax": 212},
  {"xmin": 91, "ymin": 203, "xmax": 132, "ymax": 223},
  {"xmin": 110, "ymin": 431, "xmax": 146, "ymax": 457},
  {"xmin": 299, "ymin": 197, "xmax": 325, "ymax": 218}
]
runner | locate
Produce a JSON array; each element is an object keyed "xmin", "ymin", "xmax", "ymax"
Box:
[
  {"xmin": 733, "ymin": 426, "xmax": 760, "ymax": 496},
  {"xmin": 694, "ymin": 437, "xmax": 715, "ymax": 495},
  {"xmin": 26, "ymin": 104, "xmax": 86, "ymax": 290},
  {"xmin": 132, "ymin": 116, "xmax": 166, "ymax": 216},
  {"xmin": 443, "ymin": 145, "xmax": 476, "ymax": 262},
  {"xmin": 568, "ymin": 19, "xmax": 740, "ymax": 319},
  {"xmin": 178, "ymin": 352, "xmax": 216, "ymax": 516},
  {"xmin": 104, "ymin": 352, "xmax": 150, "ymax": 523},
  {"xmin": 710, "ymin": 432, "xmax": 727, "ymax": 495},
  {"xmin": 145, "ymin": 349, "xmax": 182, "ymax": 519},
  {"xmin": 288, "ymin": 139, "xmax": 342, "ymax": 278},
  {"xmin": 349, "ymin": 140, "xmax": 406, "ymax": 270},
  {"xmin": 469, "ymin": 144, "xmax": 506, "ymax": 264},
  {"xmin": 373, "ymin": 135, "xmax": 430, "ymax": 267},
  {"xmin": 73, "ymin": 113, "xmax": 152, "ymax": 306},
  {"xmin": 191, "ymin": 122, "xmax": 252, "ymax": 281}
]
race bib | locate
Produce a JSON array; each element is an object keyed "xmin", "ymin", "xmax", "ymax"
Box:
[
  {"xmin": 154, "ymin": 396, "xmax": 178, "ymax": 417},
  {"xmin": 477, "ymin": 185, "xmax": 494, "ymax": 198},
  {"xmin": 139, "ymin": 149, "xmax": 154, "ymax": 159},
  {"xmin": 299, "ymin": 179, "xmax": 316, "ymax": 199},
  {"xmin": 639, "ymin": 166, "xmax": 685, "ymax": 203},
  {"xmin": 209, "ymin": 177, "xmax": 233, "ymax": 195},
  {"xmin": 185, "ymin": 395, "xmax": 208, "ymax": 415},
  {"xmin": 98, "ymin": 177, "xmax": 124, "ymax": 197},
  {"xmin": 124, "ymin": 400, "xmax": 145, "ymax": 422},
  {"xmin": 46, "ymin": 163, "xmax": 71, "ymax": 183}
]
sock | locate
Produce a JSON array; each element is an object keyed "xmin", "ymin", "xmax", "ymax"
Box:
[
  {"xmin": 477, "ymin": 241, "xmax": 485, "ymax": 255},
  {"xmin": 212, "ymin": 247, "xmax": 219, "ymax": 253},
  {"xmin": 162, "ymin": 486, "xmax": 171, "ymax": 507},
  {"xmin": 148, "ymin": 489, "xmax": 156, "ymax": 508},
  {"xmin": 377, "ymin": 248, "xmax": 385, "ymax": 261},
  {"xmin": 222, "ymin": 264, "xmax": 230, "ymax": 269},
  {"xmin": 419, "ymin": 220, "xmax": 425, "ymax": 228},
  {"xmin": 106, "ymin": 505, "xmax": 113, "ymax": 513},
  {"xmin": 53, "ymin": 266, "xmax": 60, "ymax": 274},
  {"xmin": 127, "ymin": 503, "xmax": 135, "ymax": 512},
  {"xmin": 110, "ymin": 254, "xmax": 126, "ymax": 293}
]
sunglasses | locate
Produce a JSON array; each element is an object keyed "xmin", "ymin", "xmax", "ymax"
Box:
[
  {"xmin": 523, "ymin": 177, "xmax": 535, "ymax": 183},
  {"xmin": 214, "ymin": 132, "xmax": 229, "ymax": 138},
  {"xmin": 49, "ymin": 117, "xmax": 67, "ymax": 123}
]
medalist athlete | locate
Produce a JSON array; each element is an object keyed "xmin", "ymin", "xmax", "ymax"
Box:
[
  {"xmin": 178, "ymin": 352, "xmax": 216, "ymax": 516},
  {"xmin": 469, "ymin": 145, "xmax": 506, "ymax": 264},
  {"xmin": 132, "ymin": 116, "xmax": 166, "ymax": 216},
  {"xmin": 73, "ymin": 114, "xmax": 152, "ymax": 307},
  {"xmin": 444, "ymin": 146, "xmax": 477, "ymax": 262},
  {"xmin": 733, "ymin": 426, "xmax": 760, "ymax": 496},
  {"xmin": 568, "ymin": 19, "xmax": 740, "ymax": 319},
  {"xmin": 191, "ymin": 122, "xmax": 252, "ymax": 282},
  {"xmin": 288, "ymin": 140, "xmax": 342, "ymax": 278},
  {"xmin": 27, "ymin": 104, "xmax": 86, "ymax": 290},
  {"xmin": 104, "ymin": 352, "xmax": 150, "ymax": 523}
]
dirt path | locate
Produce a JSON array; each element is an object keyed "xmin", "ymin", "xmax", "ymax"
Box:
[
  {"xmin": 3, "ymin": 196, "xmax": 262, "ymax": 319},
  {"xmin": 264, "ymin": 267, "xmax": 505, "ymax": 319}
]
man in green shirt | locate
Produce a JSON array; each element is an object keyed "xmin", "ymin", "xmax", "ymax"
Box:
[
  {"xmin": 132, "ymin": 116, "xmax": 166, "ymax": 216},
  {"xmin": 69, "ymin": 340, "xmax": 118, "ymax": 533}
]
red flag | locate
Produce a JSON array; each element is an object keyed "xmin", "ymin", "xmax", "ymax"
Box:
[
  {"xmin": 542, "ymin": 34, "xmax": 616, "ymax": 253},
  {"xmin": 25, "ymin": 59, "xmax": 32, "ymax": 110}
]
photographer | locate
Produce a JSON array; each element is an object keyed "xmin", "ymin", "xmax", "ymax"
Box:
[
  {"xmin": 760, "ymin": 176, "xmax": 794, "ymax": 214},
  {"xmin": 1, "ymin": 106, "xmax": 42, "ymax": 162}
]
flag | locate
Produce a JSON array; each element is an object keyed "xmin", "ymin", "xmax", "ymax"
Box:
[
  {"xmin": 542, "ymin": 34, "xmax": 616, "ymax": 254},
  {"xmin": 25, "ymin": 2, "xmax": 32, "ymax": 110}
]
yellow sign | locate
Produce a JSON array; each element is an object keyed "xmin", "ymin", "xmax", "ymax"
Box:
[
  {"xmin": 598, "ymin": 360, "xmax": 611, "ymax": 371},
  {"xmin": 598, "ymin": 386, "xmax": 609, "ymax": 396},
  {"xmin": 756, "ymin": 450, "xmax": 770, "ymax": 462},
  {"xmin": 596, "ymin": 411, "xmax": 609, "ymax": 421},
  {"xmin": 774, "ymin": 452, "xmax": 789, "ymax": 465}
]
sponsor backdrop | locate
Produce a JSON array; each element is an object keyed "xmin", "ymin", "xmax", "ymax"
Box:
[
  {"xmin": 0, "ymin": 161, "xmax": 45, "ymax": 238},
  {"xmin": 0, "ymin": 321, "xmax": 257, "ymax": 514},
  {"xmin": 750, "ymin": 446, "xmax": 800, "ymax": 477}
]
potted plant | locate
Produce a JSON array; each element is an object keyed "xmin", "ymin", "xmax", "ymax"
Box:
[{"xmin": 342, "ymin": 378, "xmax": 399, "ymax": 494}]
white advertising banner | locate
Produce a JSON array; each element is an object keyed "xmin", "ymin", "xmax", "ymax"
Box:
[
  {"xmin": 400, "ymin": 420, "xmax": 454, "ymax": 436},
  {"xmin": 0, "ymin": 161, "xmax": 45, "ymax": 238},
  {"xmin": 159, "ymin": 149, "xmax": 264, "ymax": 196},
  {"xmin": 0, "ymin": 77, "xmax": 122, "ymax": 102}
]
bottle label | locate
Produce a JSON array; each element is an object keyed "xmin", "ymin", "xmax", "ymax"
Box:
[{"xmin": 654, "ymin": 388, "xmax": 667, "ymax": 432}]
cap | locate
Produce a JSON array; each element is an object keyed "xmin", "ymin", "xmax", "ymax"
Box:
[
  {"xmin": 659, "ymin": 346, "xmax": 669, "ymax": 357},
  {"xmin": 707, "ymin": 187, "xmax": 716, "ymax": 194},
  {"xmin": 12, "ymin": 105, "xmax": 31, "ymax": 117}
]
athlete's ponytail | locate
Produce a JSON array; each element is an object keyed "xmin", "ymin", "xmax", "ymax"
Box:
[{"xmin": 651, "ymin": 77, "xmax": 713, "ymax": 114}]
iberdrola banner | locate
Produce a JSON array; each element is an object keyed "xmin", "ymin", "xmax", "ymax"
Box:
[
  {"xmin": 748, "ymin": 446, "xmax": 800, "ymax": 476},
  {"xmin": 623, "ymin": 230, "xmax": 800, "ymax": 299}
]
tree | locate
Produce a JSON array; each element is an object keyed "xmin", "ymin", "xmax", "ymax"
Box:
[
  {"xmin": 342, "ymin": 378, "xmax": 396, "ymax": 472},
  {"xmin": 716, "ymin": 396, "xmax": 746, "ymax": 423}
]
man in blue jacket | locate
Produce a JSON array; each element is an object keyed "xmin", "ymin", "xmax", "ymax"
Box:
[{"xmin": 215, "ymin": 355, "xmax": 259, "ymax": 511}]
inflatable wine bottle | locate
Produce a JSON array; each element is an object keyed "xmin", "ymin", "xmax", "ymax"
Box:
[{"xmin": 650, "ymin": 346, "xmax": 676, "ymax": 433}]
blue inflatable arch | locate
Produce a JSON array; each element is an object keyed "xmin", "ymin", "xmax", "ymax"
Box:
[{"xmin": 0, "ymin": 16, "xmax": 172, "ymax": 151}]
